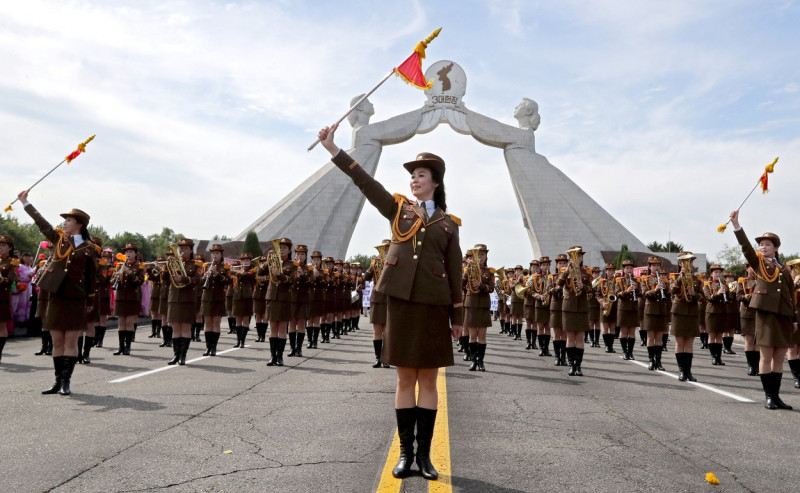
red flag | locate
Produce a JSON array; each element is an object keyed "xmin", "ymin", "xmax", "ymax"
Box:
[
  {"xmin": 393, "ymin": 28, "xmax": 441, "ymax": 90},
  {"xmin": 759, "ymin": 171, "xmax": 769, "ymax": 194},
  {"xmin": 65, "ymin": 149, "xmax": 83, "ymax": 163}
]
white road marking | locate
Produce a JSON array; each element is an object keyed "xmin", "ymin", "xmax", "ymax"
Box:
[
  {"xmin": 627, "ymin": 359, "xmax": 754, "ymax": 402},
  {"xmin": 108, "ymin": 346, "xmax": 247, "ymax": 383}
]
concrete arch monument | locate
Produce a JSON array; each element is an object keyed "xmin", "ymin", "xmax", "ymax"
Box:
[{"xmin": 235, "ymin": 60, "xmax": 651, "ymax": 267}]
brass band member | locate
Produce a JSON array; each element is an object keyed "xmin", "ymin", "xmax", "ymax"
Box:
[
  {"xmin": 80, "ymin": 237, "xmax": 108, "ymax": 363},
  {"xmin": 320, "ymin": 124, "xmax": 463, "ymax": 481},
  {"xmin": 669, "ymin": 252, "xmax": 701, "ymax": 382},
  {"xmin": 320, "ymin": 256, "xmax": 337, "ymax": 343},
  {"xmin": 597, "ymin": 263, "xmax": 618, "ymax": 353},
  {"xmin": 496, "ymin": 266, "xmax": 508, "ymax": 335},
  {"xmin": 32, "ymin": 248, "xmax": 54, "ymax": 355},
  {"xmin": 731, "ymin": 210, "xmax": 798, "ymax": 410},
  {"xmin": 265, "ymin": 238, "xmax": 295, "ymax": 367},
  {"xmin": 232, "ymin": 253, "xmax": 255, "ymax": 348},
  {"xmin": 787, "ymin": 259, "xmax": 800, "ymax": 388},
  {"xmin": 508, "ymin": 265, "xmax": 525, "ymax": 341},
  {"xmin": 698, "ymin": 272, "xmax": 709, "ymax": 350},
  {"xmin": 703, "ymin": 265, "xmax": 729, "ymax": 366},
  {"xmin": 534, "ymin": 257, "xmax": 552, "ymax": 356},
  {"xmin": 350, "ymin": 262, "xmax": 364, "ymax": 331},
  {"xmin": 191, "ymin": 253, "xmax": 205, "ymax": 343},
  {"xmin": 458, "ymin": 251, "xmax": 473, "ymax": 359},
  {"xmin": 464, "ymin": 244, "xmax": 494, "ymax": 372},
  {"xmin": 200, "ymin": 244, "xmax": 231, "ymax": 356},
  {"xmin": 333, "ymin": 259, "xmax": 347, "ymax": 338},
  {"xmin": 252, "ymin": 255, "xmax": 269, "ymax": 343},
  {"xmin": 146, "ymin": 257, "xmax": 163, "ymax": 340},
  {"xmin": 523, "ymin": 260, "xmax": 540, "ymax": 350},
  {"xmin": 19, "ymin": 190, "xmax": 97, "ymax": 395},
  {"xmin": 158, "ymin": 250, "xmax": 174, "ymax": 349},
  {"xmin": 642, "ymin": 257, "xmax": 669, "ymax": 369},
  {"xmin": 0, "ymin": 235, "xmax": 18, "ymax": 363},
  {"xmin": 549, "ymin": 254, "xmax": 568, "ymax": 366},
  {"xmin": 166, "ymin": 238, "xmax": 203, "ymax": 366},
  {"xmin": 737, "ymin": 262, "xmax": 759, "ymax": 376},
  {"xmin": 588, "ymin": 266, "xmax": 602, "ymax": 348},
  {"xmin": 557, "ymin": 246, "xmax": 592, "ymax": 376},
  {"xmin": 288, "ymin": 245, "xmax": 311, "ymax": 357},
  {"xmin": 305, "ymin": 251, "xmax": 326, "ymax": 350},
  {"xmin": 364, "ymin": 240, "xmax": 391, "ymax": 368},
  {"xmin": 113, "ymin": 243, "xmax": 145, "ymax": 356},
  {"xmin": 502, "ymin": 267, "xmax": 514, "ymax": 336},
  {"xmin": 614, "ymin": 260, "xmax": 640, "ymax": 359},
  {"xmin": 722, "ymin": 271, "xmax": 739, "ymax": 355}
]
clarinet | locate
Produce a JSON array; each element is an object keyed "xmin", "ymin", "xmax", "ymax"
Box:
[{"xmin": 630, "ymin": 273, "xmax": 637, "ymax": 301}]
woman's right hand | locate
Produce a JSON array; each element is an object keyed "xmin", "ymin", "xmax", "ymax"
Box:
[
  {"xmin": 730, "ymin": 210, "xmax": 740, "ymax": 229},
  {"xmin": 318, "ymin": 124, "xmax": 340, "ymax": 156},
  {"xmin": 17, "ymin": 190, "xmax": 29, "ymax": 203}
]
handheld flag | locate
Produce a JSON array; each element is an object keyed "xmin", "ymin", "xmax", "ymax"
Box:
[
  {"xmin": 717, "ymin": 157, "xmax": 778, "ymax": 233},
  {"xmin": 5, "ymin": 135, "xmax": 95, "ymax": 212}
]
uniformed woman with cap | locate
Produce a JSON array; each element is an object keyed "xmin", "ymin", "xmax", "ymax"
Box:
[
  {"xmin": 231, "ymin": 252, "xmax": 255, "ymax": 348},
  {"xmin": 549, "ymin": 254, "xmax": 568, "ymax": 366},
  {"xmin": 614, "ymin": 260, "xmax": 640, "ymax": 360},
  {"xmin": 158, "ymin": 250, "xmax": 174, "ymax": 349},
  {"xmin": 19, "ymin": 190, "xmax": 97, "ymax": 395},
  {"xmin": 319, "ymin": 124, "xmax": 463, "ymax": 481},
  {"xmin": 737, "ymin": 263, "xmax": 760, "ymax": 376},
  {"xmin": 523, "ymin": 260, "xmax": 540, "ymax": 350},
  {"xmin": 0, "ymin": 234, "xmax": 19, "ymax": 362},
  {"xmin": 730, "ymin": 211, "xmax": 798, "ymax": 410},
  {"xmin": 669, "ymin": 252, "xmax": 702, "ymax": 382},
  {"xmin": 305, "ymin": 250, "xmax": 326, "ymax": 349},
  {"xmin": 721, "ymin": 270, "xmax": 739, "ymax": 355},
  {"xmin": 146, "ymin": 256, "xmax": 165, "ymax": 341},
  {"xmin": 320, "ymin": 256, "xmax": 337, "ymax": 343},
  {"xmin": 81, "ymin": 238, "xmax": 110, "ymax": 362},
  {"xmin": 534, "ymin": 257, "xmax": 552, "ymax": 356},
  {"xmin": 252, "ymin": 255, "xmax": 269, "ymax": 343},
  {"xmin": 166, "ymin": 238, "xmax": 203, "ymax": 365},
  {"xmin": 112, "ymin": 243, "xmax": 145, "ymax": 356},
  {"xmin": 265, "ymin": 238, "xmax": 296, "ymax": 367},
  {"xmin": 288, "ymin": 244, "xmax": 311, "ymax": 357},
  {"xmin": 507, "ymin": 265, "xmax": 525, "ymax": 341},
  {"xmin": 557, "ymin": 246, "xmax": 592, "ymax": 376},
  {"xmin": 463, "ymin": 244, "xmax": 495, "ymax": 372},
  {"xmin": 587, "ymin": 266, "xmax": 602, "ymax": 348},
  {"xmin": 32, "ymin": 248, "xmax": 54, "ymax": 355},
  {"xmin": 596, "ymin": 263, "xmax": 618, "ymax": 353},
  {"xmin": 200, "ymin": 244, "xmax": 231, "ymax": 356},
  {"xmin": 641, "ymin": 256, "xmax": 669, "ymax": 369},
  {"xmin": 364, "ymin": 240, "xmax": 391, "ymax": 367},
  {"xmin": 703, "ymin": 265, "xmax": 730, "ymax": 366}
]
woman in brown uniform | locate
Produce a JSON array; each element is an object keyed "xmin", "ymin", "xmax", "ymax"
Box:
[
  {"xmin": 364, "ymin": 241, "xmax": 391, "ymax": 367},
  {"xmin": 200, "ymin": 244, "xmax": 231, "ymax": 356},
  {"xmin": 557, "ymin": 247, "xmax": 592, "ymax": 376},
  {"xmin": 166, "ymin": 239, "xmax": 203, "ymax": 365},
  {"xmin": 158, "ymin": 251, "xmax": 173, "ymax": 348},
  {"xmin": 32, "ymin": 251, "xmax": 53, "ymax": 355},
  {"xmin": 350, "ymin": 262, "xmax": 364, "ymax": 331},
  {"xmin": 703, "ymin": 265, "xmax": 730, "ymax": 366},
  {"xmin": 642, "ymin": 257, "xmax": 669, "ymax": 369},
  {"xmin": 587, "ymin": 266, "xmax": 602, "ymax": 348},
  {"xmin": 463, "ymin": 244, "xmax": 494, "ymax": 372},
  {"xmin": 731, "ymin": 210, "xmax": 798, "ymax": 409},
  {"xmin": 0, "ymin": 235, "xmax": 19, "ymax": 362},
  {"xmin": 337, "ymin": 260, "xmax": 351, "ymax": 335},
  {"xmin": 265, "ymin": 238, "xmax": 295, "ymax": 367},
  {"xmin": 614, "ymin": 260, "xmax": 640, "ymax": 359},
  {"xmin": 698, "ymin": 272, "xmax": 709, "ymax": 350},
  {"xmin": 252, "ymin": 256, "xmax": 268, "ymax": 343},
  {"xmin": 736, "ymin": 263, "xmax": 759, "ymax": 376},
  {"xmin": 549, "ymin": 254, "xmax": 568, "ymax": 366},
  {"xmin": 786, "ymin": 259, "xmax": 800, "ymax": 387},
  {"xmin": 288, "ymin": 245, "xmax": 311, "ymax": 357},
  {"xmin": 20, "ymin": 190, "xmax": 97, "ymax": 395},
  {"xmin": 232, "ymin": 253, "xmax": 255, "ymax": 348},
  {"xmin": 305, "ymin": 251, "xmax": 326, "ymax": 350},
  {"xmin": 523, "ymin": 260, "xmax": 540, "ymax": 350},
  {"xmin": 495, "ymin": 267, "xmax": 508, "ymax": 335},
  {"xmin": 112, "ymin": 243, "xmax": 145, "ymax": 356},
  {"xmin": 458, "ymin": 251, "xmax": 473, "ymax": 359},
  {"xmin": 534, "ymin": 257, "xmax": 552, "ymax": 356},
  {"xmin": 320, "ymin": 256, "xmax": 337, "ymax": 343},
  {"xmin": 80, "ymin": 238, "xmax": 109, "ymax": 362},
  {"xmin": 669, "ymin": 252, "xmax": 701, "ymax": 381},
  {"xmin": 721, "ymin": 271, "xmax": 739, "ymax": 355},
  {"xmin": 319, "ymin": 124, "xmax": 463, "ymax": 481},
  {"xmin": 508, "ymin": 265, "xmax": 525, "ymax": 341},
  {"xmin": 597, "ymin": 264, "xmax": 618, "ymax": 353},
  {"xmin": 146, "ymin": 257, "xmax": 165, "ymax": 341}
]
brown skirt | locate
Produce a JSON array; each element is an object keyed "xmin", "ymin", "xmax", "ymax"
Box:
[
  {"xmin": 524, "ymin": 304, "xmax": 535, "ymax": 320},
  {"xmin": 705, "ymin": 313, "xmax": 727, "ymax": 334},
  {"xmin": 115, "ymin": 299, "xmax": 141, "ymax": 317},
  {"xmin": 535, "ymin": 306, "xmax": 549, "ymax": 324},
  {"xmin": 36, "ymin": 291, "xmax": 50, "ymax": 319},
  {"xmin": 549, "ymin": 309, "xmax": 562, "ymax": 330},
  {"xmin": 670, "ymin": 313, "xmax": 699, "ymax": 338},
  {"xmin": 44, "ymin": 297, "xmax": 87, "ymax": 331},
  {"xmin": 167, "ymin": 301, "xmax": 196, "ymax": 324},
  {"xmin": 383, "ymin": 296, "xmax": 453, "ymax": 368},
  {"xmin": 740, "ymin": 316, "xmax": 755, "ymax": 336},
  {"xmin": 202, "ymin": 300, "xmax": 227, "ymax": 317},
  {"xmin": 370, "ymin": 302, "xmax": 387, "ymax": 325},
  {"xmin": 562, "ymin": 311, "xmax": 589, "ymax": 332},
  {"xmin": 464, "ymin": 306, "xmax": 491, "ymax": 328},
  {"xmin": 253, "ymin": 298, "xmax": 266, "ymax": 317},
  {"xmin": 310, "ymin": 300, "xmax": 327, "ymax": 318},
  {"xmin": 601, "ymin": 307, "xmax": 617, "ymax": 326},
  {"xmin": 292, "ymin": 302, "xmax": 309, "ymax": 320},
  {"xmin": 268, "ymin": 300, "xmax": 293, "ymax": 322},
  {"xmin": 617, "ymin": 309, "xmax": 638, "ymax": 328},
  {"xmin": 232, "ymin": 298, "xmax": 253, "ymax": 317},
  {"xmin": 754, "ymin": 310, "xmax": 794, "ymax": 348},
  {"xmin": 643, "ymin": 314, "xmax": 668, "ymax": 332},
  {"xmin": 510, "ymin": 301, "xmax": 524, "ymax": 316},
  {"xmin": 588, "ymin": 307, "xmax": 600, "ymax": 323}
]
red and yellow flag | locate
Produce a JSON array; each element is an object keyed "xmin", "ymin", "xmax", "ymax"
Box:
[
  {"xmin": 66, "ymin": 134, "xmax": 95, "ymax": 163},
  {"xmin": 393, "ymin": 28, "xmax": 441, "ymax": 90},
  {"xmin": 759, "ymin": 157, "xmax": 777, "ymax": 194}
]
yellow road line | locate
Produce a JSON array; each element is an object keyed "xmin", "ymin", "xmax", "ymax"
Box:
[{"xmin": 375, "ymin": 368, "xmax": 453, "ymax": 493}]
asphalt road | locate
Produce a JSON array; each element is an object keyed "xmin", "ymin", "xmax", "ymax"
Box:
[{"xmin": 2, "ymin": 321, "xmax": 799, "ymax": 493}]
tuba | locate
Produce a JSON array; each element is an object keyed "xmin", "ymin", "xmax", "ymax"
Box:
[
  {"xmin": 566, "ymin": 247, "xmax": 584, "ymax": 295},
  {"xmin": 494, "ymin": 266, "xmax": 506, "ymax": 299},
  {"xmin": 514, "ymin": 274, "xmax": 533, "ymax": 298},
  {"xmin": 677, "ymin": 253, "xmax": 697, "ymax": 302},
  {"xmin": 466, "ymin": 249, "xmax": 482, "ymax": 294},
  {"xmin": 166, "ymin": 243, "xmax": 191, "ymax": 289},
  {"xmin": 266, "ymin": 239, "xmax": 283, "ymax": 285},
  {"xmin": 373, "ymin": 243, "xmax": 389, "ymax": 283}
]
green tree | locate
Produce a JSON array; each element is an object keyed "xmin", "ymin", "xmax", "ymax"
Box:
[
  {"xmin": 646, "ymin": 241, "xmax": 665, "ymax": 252},
  {"xmin": 211, "ymin": 234, "xmax": 231, "ymax": 241},
  {"xmin": 613, "ymin": 244, "xmax": 635, "ymax": 269},
  {"xmin": 109, "ymin": 232, "xmax": 153, "ymax": 260},
  {"xmin": 242, "ymin": 231, "xmax": 263, "ymax": 258},
  {"xmin": 347, "ymin": 253, "xmax": 372, "ymax": 271},
  {"xmin": 714, "ymin": 243, "xmax": 746, "ymax": 277},
  {"xmin": 647, "ymin": 240, "xmax": 684, "ymax": 253},
  {"xmin": 0, "ymin": 214, "xmax": 45, "ymax": 255},
  {"xmin": 146, "ymin": 227, "xmax": 184, "ymax": 260},
  {"xmin": 88, "ymin": 224, "xmax": 111, "ymax": 246}
]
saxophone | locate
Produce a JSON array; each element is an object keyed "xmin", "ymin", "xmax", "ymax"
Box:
[
  {"xmin": 266, "ymin": 239, "xmax": 283, "ymax": 285},
  {"xmin": 599, "ymin": 278, "xmax": 617, "ymax": 317},
  {"xmin": 166, "ymin": 243, "xmax": 191, "ymax": 289},
  {"xmin": 466, "ymin": 249, "xmax": 482, "ymax": 294}
]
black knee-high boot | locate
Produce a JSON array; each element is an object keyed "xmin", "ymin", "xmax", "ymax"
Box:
[
  {"xmin": 276, "ymin": 338, "xmax": 286, "ymax": 366},
  {"xmin": 372, "ymin": 339, "xmax": 383, "ymax": 368},
  {"xmin": 82, "ymin": 336, "xmax": 94, "ymax": 364},
  {"xmin": 42, "ymin": 356, "xmax": 65, "ymax": 394},
  {"xmin": 647, "ymin": 346, "xmax": 655, "ymax": 370},
  {"xmin": 477, "ymin": 343, "xmax": 487, "ymax": 371},
  {"xmin": 415, "ymin": 407, "xmax": 439, "ymax": 480},
  {"xmin": 603, "ymin": 333, "xmax": 616, "ymax": 353},
  {"xmin": 746, "ymin": 350, "xmax": 760, "ymax": 376},
  {"xmin": 203, "ymin": 332, "xmax": 214, "ymax": 356},
  {"xmin": 575, "ymin": 348, "xmax": 584, "ymax": 376},
  {"xmin": 525, "ymin": 329, "xmax": 533, "ymax": 350},
  {"xmin": 288, "ymin": 332, "xmax": 297, "ymax": 356},
  {"xmin": 228, "ymin": 317, "xmax": 236, "ymax": 333},
  {"xmin": 123, "ymin": 331, "xmax": 133, "ymax": 355},
  {"xmin": 149, "ymin": 319, "xmax": 158, "ymax": 338},
  {"xmin": 722, "ymin": 335, "xmax": 736, "ymax": 354},
  {"xmin": 113, "ymin": 331, "xmax": 125, "ymax": 355},
  {"xmin": 266, "ymin": 337, "xmax": 278, "ymax": 366},
  {"xmin": 654, "ymin": 346, "xmax": 665, "ymax": 371},
  {"xmin": 94, "ymin": 326, "xmax": 106, "ymax": 348},
  {"xmin": 179, "ymin": 337, "xmax": 190, "ymax": 365},
  {"xmin": 35, "ymin": 331, "xmax": 52, "ymax": 355},
  {"xmin": 468, "ymin": 342, "xmax": 479, "ymax": 371},
  {"xmin": 543, "ymin": 334, "xmax": 552, "ymax": 356},
  {"xmin": 295, "ymin": 333, "xmax": 304, "ymax": 357},
  {"xmin": 168, "ymin": 337, "xmax": 181, "ymax": 365},
  {"xmin": 240, "ymin": 326, "xmax": 248, "ymax": 347},
  {"xmin": 788, "ymin": 359, "xmax": 800, "ymax": 388},
  {"xmin": 639, "ymin": 329, "xmax": 647, "ymax": 346},
  {"xmin": 233, "ymin": 326, "xmax": 243, "ymax": 348},
  {"xmin": 59, "ymin": 356, "xmax": 78, "ymax": 395},
  {"xmin": 391, "ymin": 408, "xmax": 416, "ymax": 478},
  {"xmin": 567, "ymin": 347, "xmax": 577, "ymax": 375},
  {"xmin": 77, "ymin": 335, "xmax": 85, "ymax": 363},
  {"xmin": 661, "ymin": 333, "xmax": 669, "ymax": 351}
]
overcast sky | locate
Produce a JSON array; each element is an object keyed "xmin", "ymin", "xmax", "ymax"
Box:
[{"xmin": 2, "ymin": 1, "xmax": 798, "ymax": 266}]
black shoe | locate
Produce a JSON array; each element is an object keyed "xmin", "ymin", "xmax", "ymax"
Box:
[{"xmin": 391, "ymin": 408, "xmax": 416, "ymax": 479}]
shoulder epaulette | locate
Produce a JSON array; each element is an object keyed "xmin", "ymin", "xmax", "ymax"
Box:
[
  {"xmin": 94, "ymin": 244, "xmax": 102, "ymax": 254},
  {"xmin": 392, "ymin": 193, "xmax": 412, "ymax": 204},
  {"xmin": 138, "ymin": 263, "xmax": 146, "ymax": 269},
  {"xmin": 11, "ymin": 258, "xmax": 20, "ymax": 266},
  {"xmin": 99, "ymin": 259, "xmax": 108, "ymax": 267},
  {"xmin": 194, "ymin": 260, "xmax": 203, "ymax": 266},
  {"xmin": 292, "ymin": 261, "xmax": 300, "ymax": 267},
  {"xmin": 224, "ymin": 264, "xmax": 231, "ymax": 270},
  {"xmin": 448, "ymin": 214, "xmax": 462, "ymax": 226}
]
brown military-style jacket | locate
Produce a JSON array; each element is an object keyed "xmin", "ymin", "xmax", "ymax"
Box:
[
  {"xmin": 735, "ymin": 228, "xmax": 798, "ymax": 321},
  {"xmin": 24, "ymin": 204, "xmax": 97, "ymax": 301},
  {"xmin": 364, "ymin": 263, "xmax": 386, "ymax": 304},
  {"xmin": 463, "ymin": 265, "xmax": 495, "ymax": 309},
  {"xmin": 642, "ymin": 274, "xmax": 669, "ymax": 316},
  {"xmin": 669, "ymin": 275, "xmax": 703, "ymax": 316},
  {"xmin": 0, "ymin": 256, "xmax": 19, "ymax": 297},
  {"xmin": 115, "ymin": 262, "xmax": 145, "ymax": 303},
  {"xmin": 292, "ymin": 263, "xmax": 312, "ymax": 305},
  {"xmin": 168, "ymin": 259, "xmax": 203, "ymax": 303},
  {"xmin": 558, "ymin": 266, "xmax": 592, "ymax": 313},
  {"xmin": 265, "ymin": 259, "xmax": 296, "ymax": 302},
  {"xmin": 233, "ymin": 268, "xmax": 255, "ymax": 300},
  {"xmin": 547, "ymin": 274, "xmax": 563, "ymax": 311},
  {"xmin": 736, "ymin": 277, "xmax": 756, "ymax": 320},
  {"xmin": 614, "ymin": 275, "xmax": 640, "ymax": 312},
  {"xmin": 201, "ymin": 261, "xmax": 231, "ymax": 303},
  {"xmin": 332, "ymin": 150, "xmax": 463, "ymax": 324},
  {"xmin": 703, "ymin": 279, "xmax": 730, "ymax": 314}
]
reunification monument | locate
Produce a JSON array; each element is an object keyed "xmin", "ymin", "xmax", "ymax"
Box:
[{"xmin": 235, "ymin": 60, "xmax": 653, "ymax": 268}]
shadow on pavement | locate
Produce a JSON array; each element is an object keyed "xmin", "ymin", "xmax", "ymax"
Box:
[{"xmin": 70, "ymin": 393, "xmax": 168, "ymax": 412}]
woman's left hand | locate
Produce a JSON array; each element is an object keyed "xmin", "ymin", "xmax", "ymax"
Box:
[{"xmin": 451, "ymin": 324, "xmax": 462, "ymax": 339}]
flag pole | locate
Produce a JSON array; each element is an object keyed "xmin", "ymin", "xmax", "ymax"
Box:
[
  {"xmin": 307, "ymin": 71, "xmax": 394, "ymax": 152},
  {"xmin": 717, "ymin": 157, "xmax": 778, "ymax": 232}
]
